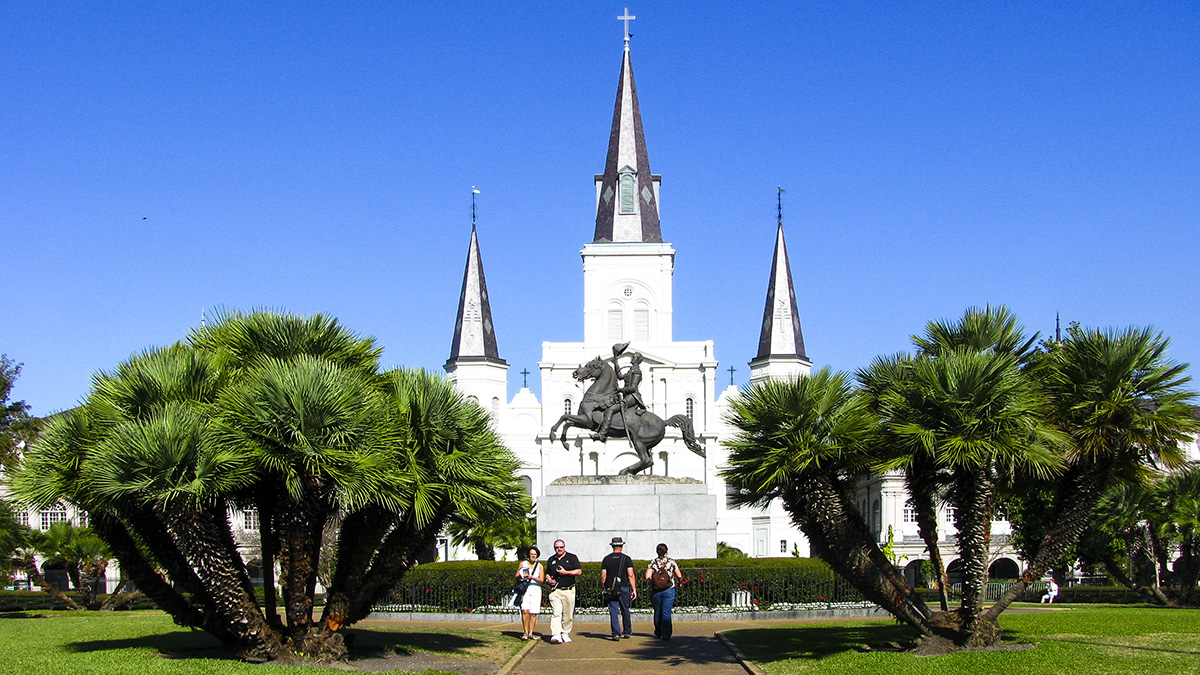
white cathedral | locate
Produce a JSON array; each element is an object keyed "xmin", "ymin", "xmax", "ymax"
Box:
[{"xmin": 436, "ymin": 34, "xmax": 1034, "ymax": 585}]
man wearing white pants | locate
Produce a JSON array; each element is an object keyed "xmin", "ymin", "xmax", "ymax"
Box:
[{"xmin": 546, "ymin": 539, "xmax": 581, "ymax": 643}]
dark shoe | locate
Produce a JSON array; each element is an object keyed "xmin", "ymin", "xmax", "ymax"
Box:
[
  {"xmin": 621, "ymin": 634, "xmax": 631, "ymax": 639},
  {"xmin": 610, "ymin": 635, "xmax": 621, "ymax": 641}
]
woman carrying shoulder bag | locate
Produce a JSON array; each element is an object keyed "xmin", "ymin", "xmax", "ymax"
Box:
[
  {"xmin": 645, "ymin": 542, "xmax": 682, "ymax": 640},
  {"xmin": 516, "ymin": 546, "xmax": 545, "ymax": 640}
]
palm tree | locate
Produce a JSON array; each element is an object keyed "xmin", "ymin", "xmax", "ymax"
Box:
[
  {"xmin": 872, "ymin": 349, "xmax": 1062, "ymax": 645},
  {"xmin": 862, "ymin": 306, "xmax": 1059, "ymax": 633},
  {"xmin": 722, "ymin": 368, "xmax": 936, "ymax": 636},
  {"xmin": 38, "ymin": 522, "xmax": 112, "ymax": 609},
  {"xmin": 9, "ymin": 310, "xmax": 527, "ymax": 663},
  {"xmin": 984, "ymin": 326, "xmax": 1199, "ymax": 619}
]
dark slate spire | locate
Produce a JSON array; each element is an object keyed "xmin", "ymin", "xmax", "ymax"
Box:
[
  {"xmin": 447, "ymin": 225, "xmax": 504, "ymax": 366},
  {"xmin": 753, "ymin": 223, "xmax": 807, "ymax": 361},
  {"xmin": 593, "ymin": 42, "xmax": 662, "ymax": 243}
]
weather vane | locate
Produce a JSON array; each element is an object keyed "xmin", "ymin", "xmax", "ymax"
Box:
[
  {"xmin": 471, "ymin": 186, "xmax": 480, "ymax": 228},
  {"xmin": 777, "ymin": 186, "xmax": 786, "ymax": 227}
]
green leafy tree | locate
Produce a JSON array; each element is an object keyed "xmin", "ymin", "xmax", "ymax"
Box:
[
  {"xmin": 863, "ymin": 306, "xmax": 1064, "ymax": 644},
  {"xmin": 38, "ymin": 521, "xmax": 112, "ymax": 609},
  {"xmin": 985, "ymin": 326, "xmax": 1199, "ymax": 619},
  {"xmin": 717, "ymin": 542, "xmax": 749, "ymax": 559},
  {"xmin": 9, "ymin": 311, "xmax": 527, "ymax": 663},
  {"xmin": 872, "ymin": 348, "xmax": 1063, "ymax": 645},
  {"xmin": 0, "ymin": 355, "xmax": 39, "ymax": 469},
  {"xmin": 722, "ymin": 368, "xmax": 937, "ymax": 638},
  {"xmin": 446, "ymin": 507, "xmax": 536, "ymax": 561}
]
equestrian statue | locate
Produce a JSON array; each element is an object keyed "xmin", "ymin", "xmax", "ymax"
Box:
[{"xmin": 549, "ymin": 342, "xmax": 705, "ymax": 475}]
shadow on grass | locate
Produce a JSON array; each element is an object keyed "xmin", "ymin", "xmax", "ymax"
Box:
[
  {"xmin": 344, "ymin": 628, "xmax": 491, "ymax": 658},
  {"xmin": 66, "ymin": 630, "xmax": 230, "ymax": 657},
  {"xmin": 66, "ymin": 626, "xmax": 493, "ymax": 662},
  {"xmin": 725, "ymin": 623, "xmax": 921, "ymax": 664},
  {"xmin": 0, "ymin": 612, "xmax": 50, "ymax": 619}
]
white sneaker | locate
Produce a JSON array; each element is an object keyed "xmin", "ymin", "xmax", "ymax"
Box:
[
  {"xmin": 561, "ymin": 634, "xmax": 572, "ymax": 643},
  {"xmin": 550, "ymin": 636, "xmax": 562, "ymax": 644}
]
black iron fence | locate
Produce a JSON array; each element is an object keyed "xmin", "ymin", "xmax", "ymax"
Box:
[{"xmin": 373, "ymin": 565, "xmax": 868, "ymax": 614}]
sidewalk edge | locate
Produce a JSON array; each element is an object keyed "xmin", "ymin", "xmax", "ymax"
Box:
[
  {"xmin": 715, "ymin": 631, "xmax": 764, "ymax": 675},
  {"xmin": 496, "ymin": 636, "xmax": 538, "ymax": 675}
]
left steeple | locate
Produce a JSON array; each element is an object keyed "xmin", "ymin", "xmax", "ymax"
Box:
[
  {"xmin": 749, "ymin": 189, "xmax": 811, "ymax": 384},
  {"xmin": 592, "ymin": 10, "xmax": 662, "ymax": 244},
  {"xmin": 446, "ymin": 188, "xmax": 508, "ymax": 419}
]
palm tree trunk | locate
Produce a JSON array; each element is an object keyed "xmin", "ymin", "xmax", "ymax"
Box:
[
  {"xmin": 984, "ymin": 463, "xmax": 1109, "ymax": 621},
  {"xmin": 1178, "ymin": 530, "xmax": 1198, "ymax": 605},
  {"xmin": 91, "ymin": 513, "xmax": 230, "ymax": 638},
  {"xmin": 18, "ymin": 553, "xmax": 81, "ymax": 610},
  {"xmin": 161, "ymin": 506, "xmax": 287, "ymax": 661},
  {"xmin": 905, "ymin": 470, "xmax": 950, "ymax": 611},
  {"xmin": 319, "ymin": 505, "xmax": 394, "ymax": 631},
  {"xmin": 953, "ymin": 467, "xmax": 999, "ymax": 646},
  {"xmin": 255, "ymin": 492, "xmax": 280, "ymax": 629},
  {"xmin": 342, "ymin": 505, "xmax": 458, "ymax": 625},
  {"xmin": 273, "ymin": 490, "xmax": 331, "ymax": 648},
  {"xmin": 1100, "ymin": 553, "xmax": 1171, "ymax": 605},
  {"xmin": 781, "ymin": 477, "xmax": 937, "ymax": 637}
]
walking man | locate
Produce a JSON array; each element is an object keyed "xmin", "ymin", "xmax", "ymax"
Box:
[
  {"xmin": 546, "ymin": 539, "xmax": 581, "ymax": 644},
  {"xmin": 600, "ymin": 536, "xmax": 637, "ymax": 640}
]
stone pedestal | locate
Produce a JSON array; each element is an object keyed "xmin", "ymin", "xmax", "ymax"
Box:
[{"xmin": 538, "ymin": 475, "xmax": 718, "ymax": 561}]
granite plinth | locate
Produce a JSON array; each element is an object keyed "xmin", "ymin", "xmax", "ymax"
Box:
[{"xmin": 538, "ymin": 476, "xmax": 717, "ymax": 561}]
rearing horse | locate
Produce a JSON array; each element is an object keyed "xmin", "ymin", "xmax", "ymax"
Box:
[{"xmin": 549, "ymin": 356, "xmax": 706, "ymax": 475}]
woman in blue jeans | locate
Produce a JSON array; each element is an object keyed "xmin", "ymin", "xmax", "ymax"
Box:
[{"xmin": 645, "ymin": 543, "xmax": 683, "ymax": 640}]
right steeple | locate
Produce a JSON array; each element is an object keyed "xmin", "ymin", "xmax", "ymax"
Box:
[
  {"xmin": 749, "ymin": 188, "xmax": 811, "ymax": 384},
  {"xmin": 592, "ymin": 19, "xmax": 662, "ymax": 244}
]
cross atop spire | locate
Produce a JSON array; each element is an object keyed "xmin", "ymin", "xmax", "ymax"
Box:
[
  {"xmin": 592, "ymin": 33, "xmax": 662, "ymax": 243},
  {"xmin": 618, "ymin": 8, "xmax": 635, "ymax": 48}
]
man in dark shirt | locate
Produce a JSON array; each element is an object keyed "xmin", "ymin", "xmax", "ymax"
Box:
[
  {"xmin": 599, "ymin": 536, "xmax": 637, "ymax": 640},
  {"xmin": 546, "ymin": 539, "xmax": 582, "ymax": 644}
]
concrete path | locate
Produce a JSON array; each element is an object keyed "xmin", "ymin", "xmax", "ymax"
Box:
[{"xmin": 513, "ymin": 622, "xmax": 746, "ymax": 675}]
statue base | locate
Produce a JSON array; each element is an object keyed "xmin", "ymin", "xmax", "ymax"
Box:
[{"xmin": 538, "ymin": 475, "xmax": 717, "ymax": 561}]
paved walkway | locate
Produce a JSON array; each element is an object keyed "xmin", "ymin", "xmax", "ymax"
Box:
[
  {"xmin": 513, "ymin": 621, "xmax": 749, "ymax": 675},
  {"xmin": 364, "ymin": 615, "xmax": 900, "ymax": 674}
]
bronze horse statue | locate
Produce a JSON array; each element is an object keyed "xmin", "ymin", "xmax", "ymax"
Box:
[{"xmin": 549, "ymin": 356, "xmax": 705, "ymax": 475}]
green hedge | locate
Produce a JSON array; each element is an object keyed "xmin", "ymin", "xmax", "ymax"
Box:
[
  {"xmin": 0, "ymin": 591, "xmax": 158, "ymax": 612},
  {"xmin": 377, "ymin": 558, "xmax": 865, "ymax": 613}
]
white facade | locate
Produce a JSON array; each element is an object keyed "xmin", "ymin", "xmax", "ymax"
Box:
[{"xmin": 440, "ymin": 41, "xmax": 1027, "ymax": 577}]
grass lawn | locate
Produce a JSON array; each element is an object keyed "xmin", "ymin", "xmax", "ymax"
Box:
[
  {"xmin": 0, "ymin": 610, "xmax": 522, "ymax": 674},
  {"xmin": 724, "ymin": 605, "xmax": 1200, "ymax": 675}
]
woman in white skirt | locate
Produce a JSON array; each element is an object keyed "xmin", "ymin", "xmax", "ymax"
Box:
[{"xmin": 516, "ymin": 546, "xmax": 545, "ymax": 640}]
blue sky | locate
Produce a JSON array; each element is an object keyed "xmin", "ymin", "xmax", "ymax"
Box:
[{"xmin": 5, "ymin": 2, "xmax": 1199, "ymax": 416}]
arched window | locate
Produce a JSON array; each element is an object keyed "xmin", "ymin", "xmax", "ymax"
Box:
[
  {"xmin": 634, "ymin": 306, "xmax": 650, "ymax": 341},
  {"xmin": 520, "ymin": 476, "xmax": 533, "ymax": 498},
  {"xmin": 491, "ymin": 397, "xmax": 500, "ymax": 418},
  {"xmin": 685, "ymin": 397, "xmax": 694, "ymax": 421},
  {"xmin": 607, "ymin": 305, "xmax": 624, "ymax": 341},
  {"xmin": 618, "ymin": 167, "xmax": 636, "ymax": 214},
  {"xmin": 39, "ymin": 504, "xmax": 67, "ymax": 531},
  {"xmin": 564, "ymin": 398, "xmax": 573, "ymax": 415},
  {"xmin": 871, "ymin": 499, "xmax": 882, "ymax": 536}
]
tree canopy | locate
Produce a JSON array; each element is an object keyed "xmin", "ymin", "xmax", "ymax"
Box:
[
  {"xmin": 7, "ymin": 310, "xmax": 528, "ymax": 662},
  {"xmin": 722, "ymin": 306, "xmax": 1198, "ymax": 648}
]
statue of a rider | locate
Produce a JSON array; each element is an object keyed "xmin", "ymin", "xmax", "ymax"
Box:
[{"xmin": 593, "ymin": 348, "xmax": 647, "ymax": 442}]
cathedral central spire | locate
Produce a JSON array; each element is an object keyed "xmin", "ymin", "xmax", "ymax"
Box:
[{"xmin": 592, "ymin": 34, "xmax": 662, "ymax": 243}]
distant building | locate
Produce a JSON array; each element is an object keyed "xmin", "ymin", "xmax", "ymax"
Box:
[{"xmin": 438, "ymin": 34, "xmax": 1026, "ymax": 581}]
